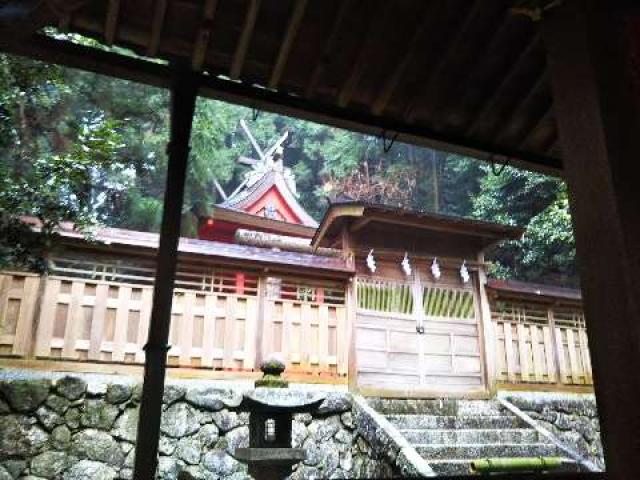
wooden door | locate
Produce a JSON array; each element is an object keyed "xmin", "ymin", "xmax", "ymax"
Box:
[{"xmin": 355, "ymin": 276, "xmax": 484, "ymax": 394}]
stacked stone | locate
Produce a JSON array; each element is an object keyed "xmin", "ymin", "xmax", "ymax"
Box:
[
  {"xmin": 0, "ymin": 377, "xmax": 396, "ymax": 480},
  {"xmin": 504, "ymin": 393, "xmax": 604, "ymax": 470}
]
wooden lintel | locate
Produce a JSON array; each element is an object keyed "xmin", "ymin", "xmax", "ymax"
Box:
[
  {"xmin": 104, "ymin": 0, "xmax": 121, "ymax": 46},
  {"xmin": 230, "ymin": 0, "xmax": 261, "ymax": 80},
  {"xmin": 268, "ymin": 0, "xmax": 307, "ymax": 90},
  {"xmin": 147, "ymin": 0, "xmax": 168, "ymax": 57}
]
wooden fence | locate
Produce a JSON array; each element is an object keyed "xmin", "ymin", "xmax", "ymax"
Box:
[
  {"xmin": 0, "ymin": 257, "xmax": 348, "ymax": 377},
  {"xmin": 492, "ymin": 299, "xmax": 593, "ymax": 386}
]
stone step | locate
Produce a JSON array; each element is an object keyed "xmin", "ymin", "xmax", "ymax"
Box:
[
  {"xmin": 415, "ymin": 442, "xmax": 560, "ymax": 460},
  {"xmin": 427, "ymin": 458, "xmax": 579, "ymax": 476},
  {"xmin": 400, "ymin": 428, "xmax": 542, "ymax": 445},
  {"xmin": 371, "ymin": 398, "xmax": 505, "ymax": 416},
  {"xmin": 386, "ymin": 414, "xmax": 527, "ymax": 430}
]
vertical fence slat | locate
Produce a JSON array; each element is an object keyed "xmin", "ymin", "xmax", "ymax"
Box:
[
  {"xmin": 543, "ymin": 326, "xmax": 557, "ymax": 382},
  {"xmin": 566, "ymin": 328, "xmax": 581, "ymax": 384},
  {"xmin": 555, "ymin": 327, "xmax": 569, "ymax": 384},
  {"xmin": 223, "ymin": 295, "xmax": 236, "ymax": 368},
  {"xmin": 62, "ymin": 282, "xmax": 84, "ymax": 359},
  {"xmin": 579, "ymin": 329, "xmax": 593, "ymax": 383},
  {"xmin": 504, "ymin": 323, "xmax": 517, "ymax": 382},
  {"xmin": 300, "ymin": 303, "xmax": 312, "ymax": 371},
  {"xmin": 12, "ymin": 276, "xmax": 40, "ymax": 356},
  {"xmin": 112, "ymin": 286, "xmax": 131, "ymax": 362},
  {"xmin": 135, "ymin": 287, "xmax": 153, "ymax": 364},
  {"xmin": 243, "ymin": 297, "xmax": 257, "ymax": 369},
  {"xmin": 179, "ymin": 292, "xmax": 195, "ymax": 366},
  {"xmin": 89, "ymin": 283, "xmax": 108, "ymax": 360},
  {"xmin": 281, "ymin": 301, "xmax": 293, "ymax": 362},
  {"xmin": 516, "ymin": 323, "xmax": 530, "ymax": 382},
  {"xmin": 318, "ymin": 304, "xmax": 329, "ymax": 370},
  {"xmin": 336, "ymin": 306, "xmax": 347, "ymax": 376},
  {"xmin": 35, "ymin": 279, "xmax": 59, "ymax": 356},
  {"xmin": 530, "ymin": 325, "xmax": 545, "ymax": 382},
  {"xmin": 201, "ymin": 293, "xmax": 216, "ymax": 368}
]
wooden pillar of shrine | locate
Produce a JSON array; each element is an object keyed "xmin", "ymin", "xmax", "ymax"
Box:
[
  {"xmin": 542, "ymin": 2, "xmax": 640, "ymax": 477},
  {"xmin": 133, "ymin": 63, "xmax": 199, "ymax": 480}
]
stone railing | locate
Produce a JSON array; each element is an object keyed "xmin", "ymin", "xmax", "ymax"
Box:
[{"xmin": 0, "ymin": 375, "xmax": 401, "ymax": 479}]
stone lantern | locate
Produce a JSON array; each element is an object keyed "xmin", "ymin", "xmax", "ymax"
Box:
[{"xmin": 235, "ymin": 355, "xmax": 325, "ymax": 480}]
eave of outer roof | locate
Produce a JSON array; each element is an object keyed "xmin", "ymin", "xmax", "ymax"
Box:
[
  {"xmin": 21, "ymin": 217, "xmax": 350, "ymax": 275},
  {"xmin": 311, "ymin": 201, "xmax": 524, "ymax": 250},
  {"xmin": 487, "ymin": 278, "xmax": 582, "ymax": 302}
]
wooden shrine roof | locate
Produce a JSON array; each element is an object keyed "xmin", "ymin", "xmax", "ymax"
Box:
[
  {"xmin": 312, "ymin": 201, "xmax": 524, "ymax": 252},
  {"xmin": 0, "ymin": 0, "xmax": 562, "ymax": 174}
]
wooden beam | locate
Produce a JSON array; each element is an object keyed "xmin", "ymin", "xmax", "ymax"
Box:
[
  {"xmin": 404, "ymin": 0, "xmax": 484, "ymax": 123},
  {"xmin": 465, "ymin": 34, "xmax": 541, "ymax": 137},
  {"xmin": 371, "ymin": 3, "xmax": 434, "ymax": 116},
  {"xmin": 0, "ymin": 34, "xmax": 564, "ymax": 174},
  {"xmin": 192, "ymin": 0, "xmax": 218, "ymax": 71},
  {"xmin": 230, "ymin": 0, "xmax": 261, "ymax": 80},
  {"xmin": 132, "ymin": 63, "xmax": 199, "ymax": 480},
  {"xmin": 337, "ymin": 1, "xmax": 388, "ymax": 108},
  {"xmin": 268, "ymin": 0, "xmax": 307, "ymax": 90},
  {"xmin": 304, "ymin": 0, "xmax": 353, "ymax": 98},
  {"xmin": 542, "ymin": 2, "xmax": 640, "ymax": 478},
  {"xmin": 147, "ymin": 0, "xmax": 168, "ymax": 57},
  {"xmin": 104, "ymin": 0, "xmax": 120, "ymax": 46}
]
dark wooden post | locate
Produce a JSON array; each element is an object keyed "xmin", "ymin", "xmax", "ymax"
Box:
[
  {"xmin": 132, "ymin": 63, "xmax": 198, "ymax": 480},
  {"xmin": 542, "ymin": 2, "xmax": 640, "ymax": 477}
]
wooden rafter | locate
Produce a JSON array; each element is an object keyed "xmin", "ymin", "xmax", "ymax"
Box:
[
  {"xmin": 147, "ymin": 0, "xmax": 168, "ymax": 57},
  {"xmin": 104, "ymin": 0, "xmax": 120, "ymax": 46},
  {"xmin": 230, "ymin": 0, "xmax": 261, "ymax": 80},
  {"xmin": 268, "ymin": 0, "xmax": 307, "ymax": 89},
  {"xmin": 432, "ymin": 12, "xmax": 523, "ymax": 131},
  {"xmin": 337, "ymin": 2, "xmax": 389, "ymax": 108},
  {"xmin": 371, "ymin": 3, "xmax": 434, "ymax": 116},
  {"xmin": 404, "ymin": 0, "xmax": 484, "ymax": 123},
  {"xmin": 494, "ymin": 74, "xmax": 549, "ymax": 145},
  {"xmin": 465, "ymin": 35, "xmax": 541, "ymax": 137},
  {"xmin": 517, "ymin": 104, "xmax": 553, "ymax": 151},
  {"xmin": 192, "ymin": 0, "xmax": 219, "ymax": 71},
  {"xmin": 304, "ymin": 0, "xmax": 354, "ymax": 99}
]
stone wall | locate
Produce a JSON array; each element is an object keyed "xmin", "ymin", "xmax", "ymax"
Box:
[
  {"xmin": 502, "ymin": 392, "xmax": 605, "ymax": 470},
  {"xmin": 0, "ymin": 376, "xmax": 397, "ymax": 480}
]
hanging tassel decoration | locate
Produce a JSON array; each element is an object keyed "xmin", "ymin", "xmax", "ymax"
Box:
[
  {"xmin": 431, "ymin": 258, "xmax": 441, "ymax": 280},
  {"xmin": 460, "ymin": 260, "xmax": 470, "ymax": 283},
  {"xmin": 401, "ymin": 252, "xmax": 412, "ymax": 277},
  {"xmin": 366, "ymin": 249, "xmax": 377, "ymax": 273}
]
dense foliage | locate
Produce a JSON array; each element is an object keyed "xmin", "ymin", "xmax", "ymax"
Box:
[{"xmin": 0, "ymin": 54, "xmax": 577, "ymax": 286}]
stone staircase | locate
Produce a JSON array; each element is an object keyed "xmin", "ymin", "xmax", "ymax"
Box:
[{"xmin": 369, "ymin": 398, "xmax": 576, "ymax": 476}]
